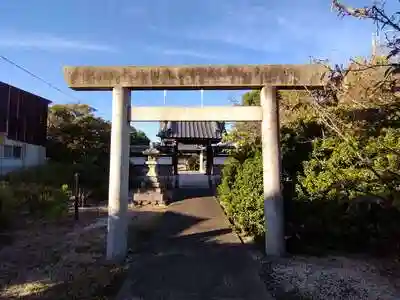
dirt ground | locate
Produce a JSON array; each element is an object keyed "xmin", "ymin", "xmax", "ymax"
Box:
[
  {"xmin": 0, "ymin": 204, "xmax": 166, "ymax": 300},
  {"xmin": 3, "ymin": 199, "xmax": 400, "ymax": 300}
]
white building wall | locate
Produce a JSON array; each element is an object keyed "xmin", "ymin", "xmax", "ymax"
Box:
[
  {"xmin": 131, "ymin": 156, "xmax": 229, "ymax": 166},
  {"xmin": 0, "ymin": 137, "xmax": 46, "ymax": 175},
  {"xmin": 130, "ymin": 157, "xmax": 146, "ymax": 165},
  {"xmin": 213, "ymin": 156, "xmax": 229, "ymax": 165},
  {"xmin": 158, "ymin": 156, "xmax": 172, "ymax": 165},
  {"xmin": 130, "ymin": 156, "xmax": 172, "ymax": 165}
]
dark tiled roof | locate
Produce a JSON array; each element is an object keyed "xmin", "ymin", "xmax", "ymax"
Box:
[{"xmin": 158, "ymin": 121, "xmax": 225, "ymax": 140}]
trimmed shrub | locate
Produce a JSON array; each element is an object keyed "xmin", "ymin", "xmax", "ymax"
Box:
[
  {"xmin": 218, "ymin": 153, "xmax": 264, "ymax": 236},
  {"xmin": 0, "ymin": 161, "xmax": 110, "ymax": 230},
  {"xmin": 0, "ymin": 182, "xmax": 69, "ymax": 230}
]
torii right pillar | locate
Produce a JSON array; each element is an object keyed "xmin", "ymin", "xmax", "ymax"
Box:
[{"xmin": 261, "ymin": 86, "xmax": 285, "ymax": 256}]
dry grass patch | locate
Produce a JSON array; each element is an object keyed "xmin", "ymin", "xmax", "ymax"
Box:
[{"xmin": 0, "ymin": 205, "xmax": 166, "ymax": 300}]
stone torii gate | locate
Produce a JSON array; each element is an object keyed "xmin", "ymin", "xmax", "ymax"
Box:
[{"xmin": 63, "ymin": 64, "xmax": 326, "ymax": 261}]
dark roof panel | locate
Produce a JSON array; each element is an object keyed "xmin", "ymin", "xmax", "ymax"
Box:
[
  {"xmin": 159, "ymin": 121, "xmax": 224, "ymax": 140},
  {"xmin": 0, "ymin": 81, "xmax": 52, "ymax": 105}
]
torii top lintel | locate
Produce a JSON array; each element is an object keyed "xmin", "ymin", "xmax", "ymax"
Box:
[{"xmin": 63, "ymin": 64, "xmax": 328, "ymax": 91}]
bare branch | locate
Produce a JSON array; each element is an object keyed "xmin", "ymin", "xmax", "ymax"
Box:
[{"xmin": 331, "ymin": 0, "xmax": 373, "ymax": 18}]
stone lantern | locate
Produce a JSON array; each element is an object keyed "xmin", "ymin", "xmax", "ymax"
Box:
[
  {"xmin": 143, "ymin": 142, "xmax": 160, "ymax": 179},
  {"xmin": 133, "ymin": 142, "xmax": 172, "ymax": 206}
]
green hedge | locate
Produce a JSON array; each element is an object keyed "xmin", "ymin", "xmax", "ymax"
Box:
[
  {"xmin": 219, "ymin": 154, "xmax": 264, "ymax": 236},
  {"xmin": 218, "ymin": 128, "xmax": 400, "ymax": 255}
]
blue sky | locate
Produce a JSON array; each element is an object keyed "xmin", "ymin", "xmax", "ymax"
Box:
[{"xmin": 0, "ymin": 0, "xmax": 382, "ymax": 141}]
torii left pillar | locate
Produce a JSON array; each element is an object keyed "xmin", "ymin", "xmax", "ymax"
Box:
[{"xmin": 107, "ymin": 87, "xmax": 131, "ymax": 261}]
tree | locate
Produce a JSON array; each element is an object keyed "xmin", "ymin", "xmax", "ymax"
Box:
[
  {"xmin": 47, "ymin": 104, "xmax": 149, "ymax": 165},
  {"xmin": 331, "ymin": 1, "xmax": 399, "ymax": 75},
  {"xmin": 48, "ymin": 103, "xmax": 95, "ymax": 128},
  {"xmin": 332, "ymin": 1, "xmax": 399, "ymax": 47},
  {"xmin": 130, "ymin": 126, "xmax": 150, "ymax": 145}
]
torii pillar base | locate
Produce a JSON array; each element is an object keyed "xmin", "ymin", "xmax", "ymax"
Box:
[{"xmin": 106, "ymin": 87, "xmax": 131, "ymax": 261}]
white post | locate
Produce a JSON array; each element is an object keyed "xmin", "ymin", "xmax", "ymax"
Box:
[
  {"xmin": 107, "ymin": 87, "xmax": 131, "ymax": 260},
  {"xmin": 199, "ymin": 149, "xmax": 204, "ymax": 173},
  {"xmin": 260, "ymin": 86, "xmax": 285, "ymax": 256}
]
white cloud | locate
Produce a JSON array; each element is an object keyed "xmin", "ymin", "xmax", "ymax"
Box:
[
  {"xmin": 0, "ymin": 32, "xmax": 117, "ymax": 52},
  {"xmin": 159, "ymin": 49, "xmax": 223, "ymax": 60},
  {"xmin": 146, "ymin": 3, "xmax": 281, "ymax": 53},
  {"xmin": 145, "ymin": 0, "xmax": 373, "ymax": 63},
  {"xmin": 144, "ymin": 45, "xmax": 240, "ymax": 60}
]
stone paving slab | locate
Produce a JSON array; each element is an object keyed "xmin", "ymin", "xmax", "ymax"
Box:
[{"xmin": 117, "ymin": 186, "xmax": 272, "ymax": 300}]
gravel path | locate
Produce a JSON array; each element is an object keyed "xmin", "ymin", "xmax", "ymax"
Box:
[{"xmin": 261, "ymin": 255, "xmax": 400, "ymax": 300}]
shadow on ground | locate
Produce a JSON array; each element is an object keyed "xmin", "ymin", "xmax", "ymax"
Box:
[
  {"xmin": 117, "ymin": 187, "xmax": 269, "ymax": 300},
  {"xmin": 2, "ymin": 187, "xmax": 269, "ymax": 300},
  {"xmin": 172, "ymin": 186, "xmax": 217, "ymax": 202}
]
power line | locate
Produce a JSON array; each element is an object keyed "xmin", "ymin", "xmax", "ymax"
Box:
[{"xmin": 0, "ymin": 55, "xmax": 83, "ymax": 103}]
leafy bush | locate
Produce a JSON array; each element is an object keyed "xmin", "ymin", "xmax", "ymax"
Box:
[
  {"xmin": 0, "ymin": 161, "xmax": 111, "ymax": 230},
  {"xmin": 3, "ymin": 162, "xmax": 109, "ymax": 204},
  {"xmin": 285, "ymin": 128, "xmax": 400, "ymax": 254},
  {"xmin": 219, "ymin": 128, "xmax": 400, "ymax": 255},
  {"xmin": 218, "ymin": 153, "xmax": 264, "ymax": 236},
  {"xmin": 299, "ymin": 128, "xmax": 400, "ymax": 205},
  {"xmin": 187, "ymin": 155, "xmax": 199, "ymax": 171},
  {"xmin": 285, "ymin": 197, "xmax": 400, "ymax": 254},
  {"xmin": 0, "ymin": 182, "xmax": 17, "ymax": 229},
  {"xmin": 4, "ymin": 162, "xmax": 73, "ymax": 187},
  {"xmin": 0, "ymin": 181, "xmax": 69, "ymax": 230}
]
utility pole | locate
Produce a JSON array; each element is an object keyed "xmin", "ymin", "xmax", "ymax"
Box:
[{"xmin": 372, "ymin": 32, "xmax": 378, "ymax": 57}]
